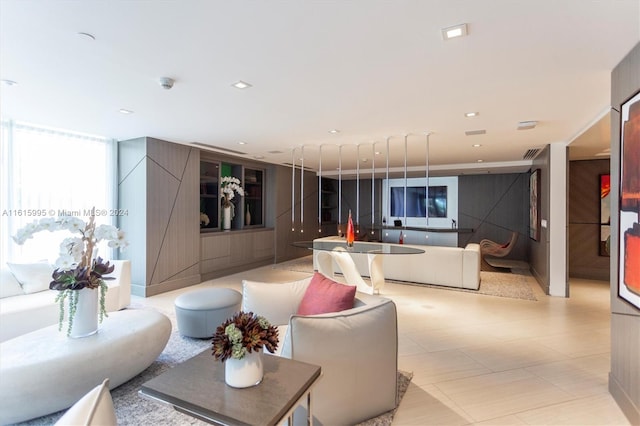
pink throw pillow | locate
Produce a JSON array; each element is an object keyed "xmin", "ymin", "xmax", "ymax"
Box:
[{"xmin": 297, "ymin": 272, "xmax": 357, "ymax": 316}]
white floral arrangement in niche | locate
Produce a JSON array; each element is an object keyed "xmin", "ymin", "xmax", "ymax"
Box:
[
  {"xmin": 13, "ymin": 211, "xmax": 128, "ymax": 335},
  {"xmin": 220, "ymin": 176, "xmax": 245, "ymax": 218}
]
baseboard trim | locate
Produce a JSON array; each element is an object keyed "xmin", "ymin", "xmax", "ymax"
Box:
[
  {"xmin": 200, "ymin": 259, "xmax": 273, "ymax": 282},
  {"xmin": 609, "ymin": 372, "xmax": 640, "ymax": 425},
  {"xmin": 530, "ymin": 266, "xmax": 549, "ymax": 295},
  {"xmin": 131, "ymin": 274, "xmax": 202, "ymax": 297}
]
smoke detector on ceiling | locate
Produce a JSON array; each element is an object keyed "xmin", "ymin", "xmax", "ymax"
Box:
[{"xmin": 158, "ymin": 77, "xmax": 175, "ymax": 90}]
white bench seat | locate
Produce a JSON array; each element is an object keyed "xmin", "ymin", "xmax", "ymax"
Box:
[{"xmin": 0, "ymin": 309, "xmax": 171, "ymax": 424}]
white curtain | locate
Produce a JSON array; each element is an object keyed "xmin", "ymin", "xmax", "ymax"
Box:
[{"xmin": 0, "ymin": 121, "xmax": 117, "ymax": 263}]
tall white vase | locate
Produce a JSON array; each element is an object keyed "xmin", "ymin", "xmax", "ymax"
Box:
[
  {"xmin": 69, "ymin": 287, "xmax": 99, "ymax": 338},
  {"xmin": 224, "ymin": 350, "xmax": 263, "ymax": 388},
  {"xmin": 223, "ymin": 206, "xmax": 232, "ymax": 230}
]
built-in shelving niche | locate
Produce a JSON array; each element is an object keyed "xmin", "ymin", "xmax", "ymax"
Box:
[{"xmin": 200, "ymin": 159, "xmax": 265, "ymax": 232}]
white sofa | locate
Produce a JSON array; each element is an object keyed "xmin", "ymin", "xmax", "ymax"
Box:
[
  {"xmin": 0, "ymin": 260, "xmax": 131, "ymax": 342},
  {"xmin": 313, "ymin": 236, "xmax": 481, "ymax": 290},
  {"xmin": 242, "ymin": 277, "xmax": 398, "ymax": 426}
]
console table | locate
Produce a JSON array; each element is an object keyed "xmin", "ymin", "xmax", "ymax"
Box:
[
  {"xmin": 140, "ymin": 350, "xmax": 322, "ymax": 426},
  {"xmin": 294, "ymin": 239, "xmax": 424, "ymax": 294}
]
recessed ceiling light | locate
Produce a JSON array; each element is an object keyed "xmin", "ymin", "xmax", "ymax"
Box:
[
  {"xmin": 517, "ymin": 120, "xmax": 538, "ymax": 130},
  {"xmin": 238, "ymin": 141, "xmax": 247, "ymax": 145},
  {"xmin": 119, "ymin": 109, "xmax": 133, "ymax": 114},
  {"xmin": 77, "ymin": 32, "xmax": 95, "ymax": 41},
  {"xmin": 375, "ymin": 151, "xmax": 381, "ymax": 155},
  {"xmin": 329, "ymin": 129, "xmax": 340, "ymax": 134},
  {"xmin": 472, "ymin": 144, "xmax": 482, "ymax": 147},
  {"xmin": 465, "ymin": 112, "xmax": 479, "ymax": 117},
  {"xmin": 476, "ymin": 159, "xmax": 484, "ymax": 163},
  {"xmin": 1, "ymin": 79, "xmax": 17, "ymax": 86},
  {"xmin": 441, "ymin": 23, "xmax": 468, "ymax": 40},
  {"xmin": 232, "ymin": 80, "xmax": 252, "ymax": 89}
]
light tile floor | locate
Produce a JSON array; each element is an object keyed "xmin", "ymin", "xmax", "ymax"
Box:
[{"xmin": 133, "ymin": 265, "xmax": 631, "ymax": 425}]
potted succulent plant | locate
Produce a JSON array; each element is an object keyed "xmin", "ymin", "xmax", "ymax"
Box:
[{"xmin": 211, "ymin": 311, "xmax": 279, "ymax": 388}]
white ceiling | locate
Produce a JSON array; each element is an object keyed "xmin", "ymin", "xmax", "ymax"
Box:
[{"xmin": 1, "ymin": 0, "xmax": 638, "ymax": 175}]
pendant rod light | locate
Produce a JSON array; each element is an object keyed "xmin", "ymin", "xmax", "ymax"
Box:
[
  {"xmin": 371, "ymin": 143, "xmax": 375, "ymax": 235},
  {"xmin": 318, "ymin": 145, "xmax": 322, "ymax": 233},
  {"xmin": 300, "ymin": 145, "xmax": 304, "ymax": 234},
  {"xmin": 385, "ymin": 136, "xmax": 390, "ymax": 230},
  {"xmin": 356, "ymin": 144, "xmax": 360, "ymax": 234},
  {"xmin": 291, "ymin": 148, "xmax": 295, "ymax": 232},
  {"xmin": 425, "ymin": 133, "xmax": 430, "ymax": 227},
  {"xmin": 338, "ymin": 145, "xmax": 342, "ymax": 236},
  {"xmin": 403, "ymin": 134, "xmax": 408, "ymax": 229}
]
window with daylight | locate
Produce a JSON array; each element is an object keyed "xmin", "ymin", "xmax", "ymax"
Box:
[{"xmin": 0, "ymin": 121, "xmax": 117, "ymax": 263}]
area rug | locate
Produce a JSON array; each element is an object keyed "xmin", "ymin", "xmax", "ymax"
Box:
[
  {"xmin": 357, "ymin": 370, "xmax": 413, "ymax": 426},
  {"xmin": 274, "ymin": 255, "xmax": 538, "ymax": 301},
  {"xmin": 16, "ymin": 329, "xmax": 411, "ymax": 425}
]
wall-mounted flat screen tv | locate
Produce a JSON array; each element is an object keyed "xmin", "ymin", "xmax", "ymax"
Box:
[{"xmin": 390, "ymin": 186, "xmax": 447, "ymax": 218}]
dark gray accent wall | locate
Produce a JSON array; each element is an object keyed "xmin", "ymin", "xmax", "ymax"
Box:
[
  {"xmin": 338, "ymin": 178, "xmax": 383, "ymax": 238},
  {"xmin": 568, "ymin": 159, "xmax": 610, "ymax": 281},
  {"xmin": 609, "ymin": 41, "xmax": 640, "ymax": 424},
  {"xmin": 458, "ymin": 173, "xmax": 529, "ymax": 259}
]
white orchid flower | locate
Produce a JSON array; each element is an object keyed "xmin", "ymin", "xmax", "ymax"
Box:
[
  {"xmin": 12, "ymin": 229, "xmax": 31, "ymax": 245},
  {"xmin": 61, "ymin": 217, "xmax": 86, "ymax": 233},
  {"xmin": 55, "ymin": 254, "xmax": 76, "ymax": 271},
  {"xmin": 24, "ymin": 222, "xmax": 39, "ymax": 234},
  {"xmin": 108, "ymin": 230, "xmax": 128, "ymax": 251},
  {"xmin": 37, "ymin": 217, "xmax": 60, "ymax": 232},
  {"xmin": 95, "ymin": 224, "xmax": 118, "ymax": 241},
  {"xmin": 59, "ymin": 237, "xmax": 82, "ymax": 253}
]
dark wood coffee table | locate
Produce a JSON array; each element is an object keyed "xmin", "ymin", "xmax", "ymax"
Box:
[{"xmin": 139, "ymin": 349, "xmax": 322, "ymax": 426}]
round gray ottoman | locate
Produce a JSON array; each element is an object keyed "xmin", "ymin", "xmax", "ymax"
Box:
[{"xmin": 175, "ymin": 288, "xmax": 242, "ymax": 338}]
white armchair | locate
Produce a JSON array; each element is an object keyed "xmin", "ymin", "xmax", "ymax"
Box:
[{"xmin": 242, "ymin": 277, "xmax": 398, "ymax": 426}]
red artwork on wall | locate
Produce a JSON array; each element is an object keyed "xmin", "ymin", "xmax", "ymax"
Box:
[
  {"xmin": 619, "ymin": 91, "xmax": 640, "ymax": 309},
  {"xmin": 600, "ymin": 174, "xmax": 611, "ymax": 256}
]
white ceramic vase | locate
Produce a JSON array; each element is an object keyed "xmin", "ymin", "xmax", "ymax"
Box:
[
  {"xmin": 245, "ymin": 204, "xmax": 251, "ymax": 226},
  {"xmin": 224, "ymin": 350, "xmax": 263, "ymax": 388},
  {"xmin": 69, "ymin": 287, "xmax": 99, "ymax": 338},
  {"xmin": 223, "ymin": 205, "xmax": 232, "ymax": 230}
]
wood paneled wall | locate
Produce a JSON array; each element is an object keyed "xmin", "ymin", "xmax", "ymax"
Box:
[
  {"xmin": 529, "ymin": 146, "xmax": 551, "ymax": 294},
  {"xmin": 568, "ymin": 159, "xmax": 610, "ymax": 281},
  {"xmin": 609, "ymin": 41, "xmax": 640, "ymax": 424},
  {"xmin": 118, "ymin": 137, "xmax": 201, "ymax": 297}
]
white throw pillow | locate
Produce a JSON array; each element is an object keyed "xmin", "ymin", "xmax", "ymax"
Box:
[
  {"xmin": 55, "ymin": 378, "xmax": 116, "ymax": 426},
  {"xmin": 0, "ymin": 268, "xmax": 25, "ymax": 298},
  {"xmin": 6, "ymin": 262, "xmax": 54, "ymax": 294},
  {"xmin": 242, "ymin": 277, "xmax": 312, "ymax": 326}
]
